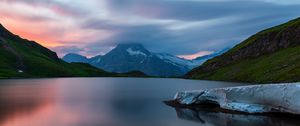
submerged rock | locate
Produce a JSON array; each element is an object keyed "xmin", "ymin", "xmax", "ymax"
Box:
[{"xmin": 174, "ymin": 83, "xmax": 300, "ymax": 114}]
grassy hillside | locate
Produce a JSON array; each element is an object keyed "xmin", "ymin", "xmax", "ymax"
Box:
[
  {"xmin": 186, "ymin": 17, "xmax": 300, "ymax": 83},
  {"xmin": 0, "ymin": 24, "xmax": 113, "ymax": 78}
]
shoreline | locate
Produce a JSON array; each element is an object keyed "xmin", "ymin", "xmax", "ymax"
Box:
[{"xmin": 171, "ymin": 83, "xmax": 300, "ymax": 115}]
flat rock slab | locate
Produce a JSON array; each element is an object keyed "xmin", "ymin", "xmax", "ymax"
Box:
[{"xmin": 174, "ymin": 83, "xmax": 300, "ymax": 114}]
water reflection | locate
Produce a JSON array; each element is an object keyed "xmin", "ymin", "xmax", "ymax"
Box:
[
  {"xmin": 172, "ymin": 107, "xmax": 300, "ymax": 126},
  {"xmin": 0, "ymin": 81, "xmax": 56, "ymax": 126},
  {"xmin": 3, "ymin": 78, "xmax": 289, "ymax": 126}
]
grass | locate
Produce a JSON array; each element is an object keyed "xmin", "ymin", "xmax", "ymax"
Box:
[
  {"xmin": 193, "ymin": 46, "xmax": 300, "ymax": 83},
  {"xmin": 189, "ymin": 17, "xmax": 300, "ymax": 83},
  {"xmin": 203, "ymin": 17, "xmax": 300, "ymax": 66}
]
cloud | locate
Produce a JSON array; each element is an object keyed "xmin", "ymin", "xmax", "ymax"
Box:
[
  {"xmin": 178, "ymin": 51, "xmax": 214, "ymax": 60},
  {"xmin": 105, "ymin": 0, "xmax": 300, "ymax": 21},
  {"xmin": 2, "ymin": 0, "xmax": 90, "ymax": 17},
  {"xmin": 1, "ymin": 0, "xmax": 300, "ymax": 57},
  {"xmin": 51, "ymin": 46, "xmax": 85, "ymax": 57},
  {"xmin": 77, "ymin": 0, "xmax": 300, "ymax": 56}
]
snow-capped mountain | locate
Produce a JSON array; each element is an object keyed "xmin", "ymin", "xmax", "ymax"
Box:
[
  {"xmin": 94, "ymin": 43, "xmax": 188, "ymax": 76},
  {"xmin": 62, "ymin": 43, "xmax": 227, "ymax": 77},
  {"xmin": 155, "ymin": 53, "xmax": 195, "ymax": 70}
]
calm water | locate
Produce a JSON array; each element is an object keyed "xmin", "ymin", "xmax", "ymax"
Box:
[{"xmin": 0, "ymin": 78, "xmax": 299, "ymax": 126}]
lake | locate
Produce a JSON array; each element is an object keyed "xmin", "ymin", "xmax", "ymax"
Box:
[{"xmin": 0, "ymin": 78, "xmax": 299, "ymax": 126}]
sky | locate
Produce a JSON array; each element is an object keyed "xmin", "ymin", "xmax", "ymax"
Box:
[{"xmin": 0, "ymin": 0, "xmax": 300, "ymax": 59}]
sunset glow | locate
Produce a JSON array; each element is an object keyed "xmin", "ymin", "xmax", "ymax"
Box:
[
  {"xmin": 178, "ymin": 51, "xmax": 214, "ymax": 60},
  {"xmin": 1, "ymin": 0, "xmax": 300, "ymax": 57}
]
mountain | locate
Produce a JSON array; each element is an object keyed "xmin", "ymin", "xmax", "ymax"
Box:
[
  {"xmin": 63, "ymin": 44, "xmax": 209, "ymax": 77},
  {"xmin": 0, "ymin": 23, "xmax": 114, "ymax": 78},
  {"xmin": 63, "ymin": 44, "xmax": 228, "ymax": 77},
  {"xmin": 186, "ymin": 17, "xmax": 300, "ymax": 83},
  {"xmin": 62, "ymin": 53, "xmax": 104, "ymax": 66},
  {"xmin": 94, "ymin": 43, "xmax": 189, "ymax": 77},
  {"xmin": 63, "ymin": 53, "xmax": 89, "ymax": 63},
  {"xmin": 89, "ymin": 55, "xmax": 103, "ymax": 66},
  {"xmin": 155, "ymin": 53, "xmax": 195, "ymax": 70}
]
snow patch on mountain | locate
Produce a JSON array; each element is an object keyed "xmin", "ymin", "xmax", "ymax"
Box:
[
  {"xmin": 156, "ymin": 53, "xmax": 207, "ymax": 69},
  {"xmin": 92, "ymin": 58, "xmax": 101, "ymax": 63},
  {"xmin": 89, "ymin": 55, "xmax": 103, "ymax": 64},
  {"xmin": 156, "ymin": 53, "xmax": 192, "ymax": 68},
  {"xmin": 126, "ymin": 48, "xmax": 147, "ymax": 56}
]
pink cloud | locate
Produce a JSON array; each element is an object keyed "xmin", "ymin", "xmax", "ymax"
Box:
[
  {"xmin": 0, "ymin": 1, "xmax": 115, "ymax": 52},
  {"xmin": 3, "ymin": 0, "xmax": 88, "ymax": 17},
  {"xmin": 178, "ymin": 50, "xmax": 214, "ymax": 60}
]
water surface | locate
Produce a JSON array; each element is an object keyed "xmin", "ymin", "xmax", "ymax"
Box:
[{"xmin": 0, "ymin": 78, "xmax": 299, "ymax": 126}]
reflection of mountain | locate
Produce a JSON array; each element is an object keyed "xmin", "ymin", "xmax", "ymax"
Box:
[
  {"xmin": 0, "ymin": 100, "xmax": 49, "ymax": 124},
  {"xmin": 173, "ymin": 107, "xmax": 300, "ymax": 126}
]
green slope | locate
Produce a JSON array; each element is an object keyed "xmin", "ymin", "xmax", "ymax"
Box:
[
  {"xmin": 0, "ymin": 24, "xmax": 112, "ymax": 78},
  {"xmin": 186, "ymin": 17, "xmax": 300, "ymax": 83}
]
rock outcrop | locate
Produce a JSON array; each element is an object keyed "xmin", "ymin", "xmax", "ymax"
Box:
[{"xmin": 173, "ymin": 83, "xmax": 300, "ymax": 114}]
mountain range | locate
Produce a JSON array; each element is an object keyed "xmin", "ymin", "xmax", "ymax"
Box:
[
  {"xmin": 2, "ymin": 16, "xmax": 299, "ymax": 82},
  {"xmin": 0, "ymin": 21, "xmax": 225, "ymax": 78},
  {"xmin": 63, "ymin": 44, "xmax": 227, "ymax": 77},
  {"xmin": 186, "ymin": 17, "xmax": 300, "ymax": 83}
]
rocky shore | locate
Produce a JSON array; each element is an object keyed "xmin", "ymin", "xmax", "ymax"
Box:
[{"xmin": 167, "ymin": 83, "xmax": 300, "ymax": 115}]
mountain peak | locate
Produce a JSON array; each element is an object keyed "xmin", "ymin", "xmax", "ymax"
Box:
[
  {"xmin": 112, "ymin": 43, "xmax": 151, "ymax": 56},
  {"xmin": 0, "ymin": 23, "xmax": 12, "ymax": 37},
  {"xmin": 116, "ymin": 43, "xmax": 144, "ymax": 49},
  {"xmin": 62, "ymin": 53, "xmax": 89, "ymax": 63},
  {"xmin": 0, "ymin": 23, "xmax": 9, "ymax": 32}
]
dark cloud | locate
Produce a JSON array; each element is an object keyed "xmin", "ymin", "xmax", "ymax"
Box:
[
  {"xmin": 105, "ymin": 0, "xmax": 300, "ymax": 21},
  {"xmin": 82, "ymin": 0, "xmax": 300, "ymax": 56},
  {"xmin": 3, "ymin": 0, "xmax": 300, "ymax": 56},
  {"xmin": 80, "ymin": 19, "xmax": 125, "ymax": 31}
]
